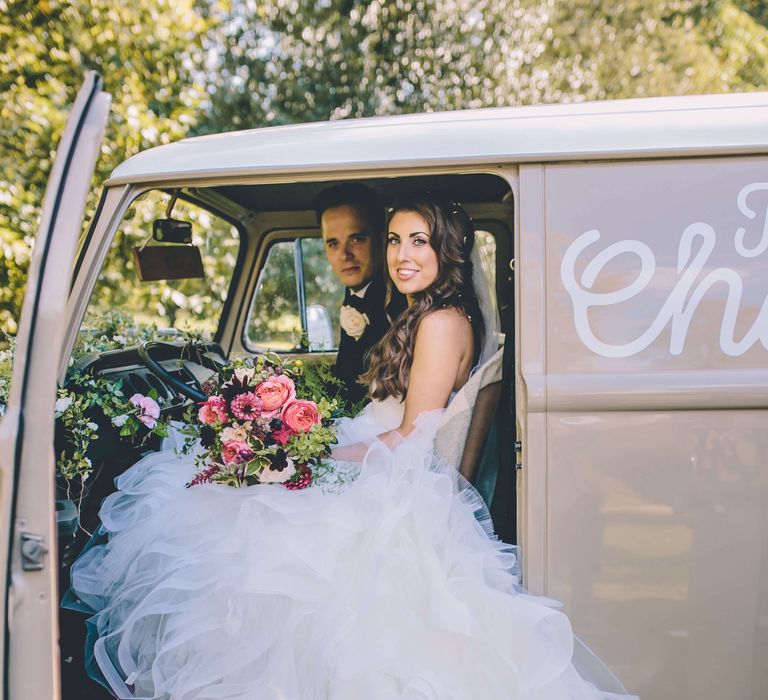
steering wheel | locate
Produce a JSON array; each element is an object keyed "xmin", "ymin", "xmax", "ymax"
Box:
[{"xmin": 137, "ymin": 341, "xmax": 225, "ymax": 403}]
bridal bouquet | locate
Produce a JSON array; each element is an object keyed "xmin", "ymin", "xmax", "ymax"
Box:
[{"xmin": 184, "ymin": 353, "xmax": 339, "ymax": 489}]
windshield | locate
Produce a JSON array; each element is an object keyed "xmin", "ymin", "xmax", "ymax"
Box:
[{"xmin": 81, "ymin": 190, "xmax": 240, "ymax": 344}]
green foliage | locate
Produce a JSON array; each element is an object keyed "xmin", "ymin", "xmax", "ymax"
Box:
[
  {"xmin": 0, "ymin": 313, "xmax": 187, "ymax": 484},
  {"xmin": 295, "ymin": 360, "xmax": 348, "ymax": 413},
  {"xmin": 0, "ymin": 335, "xmax": 15, "ymax": 413},
  {"xmin": 734, "ymin": 0, "xmax": 768, "ymax": 27},
  {"xmin": 200, "ymin": 0, "xmax": 768, "ymax": 134},
  {"xmin": 285, "ymin": 423, "xmax": 337, "ymax": 464},
  {"xmin": 0, "ymin": 0, "xmax": 211, "ymax": 334},
  {"xmin": 55, "ymin": 373, "xmax": 169, "ymax": 481}
]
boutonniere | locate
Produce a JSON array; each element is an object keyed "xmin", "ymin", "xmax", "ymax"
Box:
[{"xmin": 339, "ymin": 305, "xmax": 370, "ymax": 341}]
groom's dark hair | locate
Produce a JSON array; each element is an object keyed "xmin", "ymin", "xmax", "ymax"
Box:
[{"xmin": 315, "ymin": 183, "xmax": 385, "ymax": 235}]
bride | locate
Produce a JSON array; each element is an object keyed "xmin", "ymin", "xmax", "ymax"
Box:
[{"xmin": 68, "ymin": 192, "xmax": 635, "ymax": 699}]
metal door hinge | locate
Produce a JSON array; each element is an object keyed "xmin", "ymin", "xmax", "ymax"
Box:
[
  {"xmin": 20, "ymin": 532, "xmax": 48, "ymax": 571},
  {"xmin": 515, "ymin": 441, "xmax": 523, "ymax": 470}
]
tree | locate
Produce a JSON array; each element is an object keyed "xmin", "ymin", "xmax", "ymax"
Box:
[
  {"xmin": 3, "ymin": 0, "xmax": 768, "ymax": 335},
  {"xmin": 199, "ymin": 0, "xmax": 768, "ymax": 135},
  {"xmin": 0, "ymin": 0, "xmax": 210, "ymax": 333}
]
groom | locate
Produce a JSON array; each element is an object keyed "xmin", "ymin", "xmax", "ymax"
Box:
[{"xmin": 316, "ymin": 183, "xmax": 406, "ymax": 404}]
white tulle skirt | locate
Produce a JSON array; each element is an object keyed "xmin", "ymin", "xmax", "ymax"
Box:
[{"xmin": 68, "ymin": 399, "xmax": 635, "ymax": 700}]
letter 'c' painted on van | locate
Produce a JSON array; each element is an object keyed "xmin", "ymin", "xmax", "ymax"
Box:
[{"xmin": 560, "ymin": 182, "xmax": 768, "ymax": 359}]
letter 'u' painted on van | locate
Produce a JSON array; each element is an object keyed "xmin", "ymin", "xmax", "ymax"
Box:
[{"xmin": 560, "ymin": 182, "xmax": 768, "ymax": 359}]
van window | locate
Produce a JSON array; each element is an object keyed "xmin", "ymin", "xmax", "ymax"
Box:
[
  {"xmin": 245, "ymin": 235, "xmax": 343, "ymax": 352},
  {"xmin": 475, "ymin": 230, "xmax": 497, "ymax": 293},
  {"xmin": 245, "ymin": 229, "xmax": 497, "ymax": 354},
  {"xmin": 81, "ymin": 191, "xmax": 240, "ymax": 340}
]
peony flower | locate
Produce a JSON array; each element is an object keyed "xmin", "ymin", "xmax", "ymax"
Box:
[
  {"xmin": 254, "ymin": 375, "xmax": 295, "ymax": 417},
  {"xmin": 198, "ymin": 395, "xmax": 228, "ymax": 425},
  {"xmin": 138, "ymin": 415, "xmax": 157, "ymax": 429},
  {"xmin": 339, "ymin": 305, "xmax": 370, "ymax": 341},
  {"xmin": 259, "ymin": 452, "xmax": 296, "ymax": 483},
  {"xmin": 230, "ymin": 391, "xmax": 263, "ymax": 421},
  {"xmin": 130, "ymin": 393, "xmax": 160, "ymax": 430},
  {"xmin": 281, "ymin": 399, "xmax": 321, "ymax": 434},
  {"xmin": 221, "ymin": 439, "xmax": 253, "ymax": 465}
]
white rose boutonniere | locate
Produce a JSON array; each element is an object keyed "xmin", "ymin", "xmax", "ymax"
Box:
[{"xmin": 339, "ymin": 305, "xmax": 370, "ymax": 341}]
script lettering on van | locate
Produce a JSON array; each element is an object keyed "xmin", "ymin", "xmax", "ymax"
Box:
[{"xmin": 560, "ymin": 182, "xmax": 768, "ymax": 359}]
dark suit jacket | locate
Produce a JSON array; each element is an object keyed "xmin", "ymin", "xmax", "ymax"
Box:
[{"xmin": 334, "ymin": 275, "xmax": 407, "ymax": 404}]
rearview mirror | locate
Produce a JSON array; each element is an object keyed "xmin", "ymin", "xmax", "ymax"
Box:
[
  {"xmin": 152, "ymin": 218, "xmax": 193, "ymax": 244},
  {"xmin": 132, "ymin": 243, "xmax": 205, "ymax": 281}
]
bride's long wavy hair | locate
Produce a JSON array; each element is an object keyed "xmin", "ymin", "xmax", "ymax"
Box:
[{"xmin": 361, "ymin": 192, "xmax": 484, "ymax": 401}]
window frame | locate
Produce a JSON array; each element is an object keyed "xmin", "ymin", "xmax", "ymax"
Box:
[
  {"xmin": 76, "ymin": 187, "xmax": 246, "ymax": 346},
  {"xmin": 242, "ymin": 227, "xmax": 340, "ymax": 354},
  {"xmin": 469, "ymin": 218, "xmax": 512, "ymax": 336},
  {"xmin": 242, "ymin": 218, "xmax": 511, "ymax": 356}
]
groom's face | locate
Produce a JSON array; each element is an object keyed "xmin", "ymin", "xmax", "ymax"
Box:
[{"xmin": 321, "ymin": 204, "xmax": 380, "ymax": 291}]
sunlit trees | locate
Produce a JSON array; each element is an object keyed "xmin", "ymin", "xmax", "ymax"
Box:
[
  {"xmin": 201, "ymin": 0, "xmax": 768, "ymax": 135},
  {"xmin": 0, "ymin": 0, "xmax": 210, "ymax": 333},
  {"xmin": 2, "ymin": 0, "xmax": 768, "ymax": 334}
]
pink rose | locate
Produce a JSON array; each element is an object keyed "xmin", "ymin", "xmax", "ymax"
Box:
[
  {"xmin": 221, "ymin": 439, "xmax": 253, "ymax": 465},
  {"xmin": 281, "ymin": 399, "xmax": 321, "ymax": 434},
  {"xmin": 198, "ymin": 395, "xmax": 228, "ymax": 425},
  {"xmin": 130, "ymin": 393, "xmax": 160, "ymax": 430},
  {"xmin": 254, "ymin": 375, "xmax": 295, "ymax": 417}
]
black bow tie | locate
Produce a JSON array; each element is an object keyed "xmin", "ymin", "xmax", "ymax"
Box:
[{"xmin": 344, "ymin": 289, "xmax": 368, "ymax": 312}]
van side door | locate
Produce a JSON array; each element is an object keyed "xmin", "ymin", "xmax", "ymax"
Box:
[{"xmin": 0, "ymin": 72, "xmax": 109, "ymax": 699}]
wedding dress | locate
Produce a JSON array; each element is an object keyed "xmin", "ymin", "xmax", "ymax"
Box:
[{"xmin": 67, "ymin": 360, "xmax": 637, "ymax": 700}]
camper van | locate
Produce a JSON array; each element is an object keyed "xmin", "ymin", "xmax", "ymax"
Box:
[{"xmin": 1, "ymin": 72, "xmax": 767, "ymax": 699}]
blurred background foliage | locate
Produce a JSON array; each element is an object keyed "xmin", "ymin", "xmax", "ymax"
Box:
[{"xmin": 1, "ymin": 0, "xmax": 768, "ymax": 334}]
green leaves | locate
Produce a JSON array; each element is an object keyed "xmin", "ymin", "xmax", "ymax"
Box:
[
  {"xmin": 285, "ymin": 423, "xmax": 337, "ymax": 464},
  {"xmin": 3, "ymin": 0, "xmax": 768, "ymax": 340},
  {"xmin": 0, "ymin": 0, "xmax": 212, "ymax": 334},
  {"xmin": 53, "ymin": 369, "xmax": 171, "ymax": 482},
  {"xmin": 200, "ymin": 0, "xmax": 768, "ymax": 137}
]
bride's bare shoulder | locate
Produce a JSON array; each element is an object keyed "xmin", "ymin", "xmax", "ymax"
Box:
[
  {"xmin": 421, "ymin": 306, "xmax": 472, "ymax": 328},
  {"xmin": 417, "ymin": 307, "xmax": 473, "ymax": 344}
]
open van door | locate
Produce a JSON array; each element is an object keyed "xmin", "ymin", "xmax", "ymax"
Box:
[{"xmin": 0, "ymin": 72, "xmax": 109, "ymax": 699}]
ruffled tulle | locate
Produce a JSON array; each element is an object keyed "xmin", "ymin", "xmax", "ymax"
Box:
[{"xmin": 67, "ymin": 399, "xmax": 636, "ymax": 700}]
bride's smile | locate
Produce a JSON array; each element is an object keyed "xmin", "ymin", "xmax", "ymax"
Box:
[{"xmin": 387, "ymin": 210, "xmax": 439, "ymax": 295}]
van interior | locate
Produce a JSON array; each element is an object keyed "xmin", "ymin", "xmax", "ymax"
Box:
[{"xmin": 59, "ymin": 171, "xmax": 516, "ymax": 697}]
